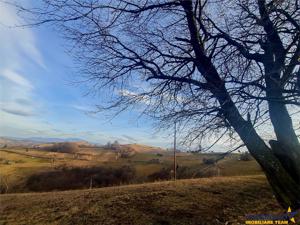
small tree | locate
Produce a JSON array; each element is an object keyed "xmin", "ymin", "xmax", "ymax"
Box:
[
  {"xmin": 105, "ymin": 141, "xmax": 112, "ymax": 149},
  {"xmin": 197, "ymin": 144, "xmax": 203, "ymax": 153},
  {"xmin": 240, "ymin": 152, "xmax": 252, "ymax": 161},
  {"xmin": 111, "ymin": 140, "xmax": 121, "ymax": 151},
  {"xmin": 202, "ymin": 158, "xmax": 215, "ymax": 165},
  {"xmin": 42, "ymin": 142, "xmax": 79, "ymax": 153}
]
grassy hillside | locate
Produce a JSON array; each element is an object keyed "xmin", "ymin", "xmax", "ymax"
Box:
[
  {"xmin": 121, "ymin": 143, "xmax": 164, "ymax": 153},
  {"xmin": 0, "ymin": 148, "xmax": 261, "ymax": 193},
  {"xmin": 1, "ymin": 175, "xmax": 293, "ymax": 225},
  {"xmin": 0, "ymin": 148, "xmax": 263, "ymax": 193}
]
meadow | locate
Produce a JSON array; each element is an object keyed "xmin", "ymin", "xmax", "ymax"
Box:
[
  {"xmin": 2, "ymin": 145, "xmax": 296, "ymax": 225},
  {"xmin": 0, "ymin": 145, "xmax": 262, "ymax": 193},
  {"xmin": 1, "ymin": 175, "xmax": 284, "ymax": 225}
]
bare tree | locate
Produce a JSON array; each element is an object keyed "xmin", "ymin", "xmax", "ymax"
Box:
[{"xmin": 16, "ymin": 0, "xmax": 300, "ymax": 208}]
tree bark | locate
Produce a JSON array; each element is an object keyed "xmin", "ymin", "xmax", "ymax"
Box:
[
  {"xmin": 218, "ymin": 92, "xmax": 300, "ymax": 209},
  {"xmin": 265, "ymin": 65, "xmax": 300, "ymax": 184},
  {"xmin": 258, "ymin": 0, "xmax": 300, "ymax": 183}
]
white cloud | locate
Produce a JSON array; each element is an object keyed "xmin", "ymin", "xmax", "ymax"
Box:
[
  {"xmin": 1, "ymin": 69, "xmax": 33, "ymax": 89},
  {"xmin": 0, "ymin": 2, "xmax": 43, "ymax": 119},
  {"xmin": 0, "ymin": 1, "xmax": 45, "ymax": 69},
  {"xmin": 119, "ymin": 89, "xmax": 151, "ymax": 105},
  {"xmin": 71, "ymin": 104, "xmax": 94, "ymax": 112}
]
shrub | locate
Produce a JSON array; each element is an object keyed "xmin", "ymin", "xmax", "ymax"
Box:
[
  {"xmin": 111, "ymin": 140, "xmax": 121, "ymax": 150},
  {"xmin": 0, "ymin": 184, "xmax": 7, "ymax": 194},
  {"xmin": 147, "ymin": 165, "xmax": 214, "ymax": 181},
  {"xmin": 41, "ymin": 142, "xmax": 79, "ymax": 153},
  {"xmin": 202, "ymin": 157, "xmax": 215, "ymax": 165},
  {"xmin": 148, "ymin": 167, "xmax": 171, "ymax": 181},
  {"xmin": 148, "ymin": 159, "xmax": 161, "ymax": 164},
  {"xmin": 0, "ymin": 176, "xmax": 9, "ymax": 194},
  {"xmin": 26, "ymin": 165, "xmax": 136, "ymax": 192},
  {"xmin": 105, "ymin": 140, "xmax": 121, "ymax": 150},
  {"xmin": 240, "ymin": 152, "xmax": 252, "ymax": 161},
  {"xmin": 119, "ymin": 150, "xmax": 135, "ymax": 158}
]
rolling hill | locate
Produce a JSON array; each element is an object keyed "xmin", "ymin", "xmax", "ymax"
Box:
[
  {"xmin": 0, "ymin": 136, "xmax": 89, "ymax": 147},
  {"xmin": 0, "ymin": 175, "xmax": 292, "ymax": 225},
  {"xmin": 121, "ymin": 143, "xmax": 165, "ymax": 154}
]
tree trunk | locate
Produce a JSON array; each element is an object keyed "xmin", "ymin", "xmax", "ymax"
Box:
[
  {"xmin": 262, "ymin": 156, "xmax": 300, "ymax": 209},
  {"xmin": 181, "ymin": 0, "xmax": 300, "ymax": 209},
  {"xmin": 218, "ymin": 90, "xmax": 300, "ymax": 209},
  {"xmin": 265, "ymin": 67, "xmax": 300, "ymax": 183}
]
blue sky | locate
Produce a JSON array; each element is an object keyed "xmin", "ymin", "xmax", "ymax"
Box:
[
  {"xmin": 0, "ymin": 1, "xmax": 173, "ymax": 147},
  {"xmin": 2, "ymin": 1, "xmax": 293, "ymax": 152}
]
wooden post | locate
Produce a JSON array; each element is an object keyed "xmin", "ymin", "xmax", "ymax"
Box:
[
  {"xmin": 173, "ymin": 122, "xmax": 177, "ymax": 181},
  {"xmin": 89, "ymin": 176, "xmax": 93, "ymax": 189}
]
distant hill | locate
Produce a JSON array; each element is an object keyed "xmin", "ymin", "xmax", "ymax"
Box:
[
  {"xmin": 0, "ymin": 136, "xmax": 88, "ymax": 147},
  {"xmin": 0, "ymin": 137, "xmax": 38, "ymax": 147},
  {"xmin": 0, "ymin": 137, "xmax": 165, "ymax": 153},
  {"xmin": 120, "ymin": 143, "xmax": 165, "ymax": 154},
  {"xmin": 23, "ymin": 137, "xmax": 85, "ymax": 143}
]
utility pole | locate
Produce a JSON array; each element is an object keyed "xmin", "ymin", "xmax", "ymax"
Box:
[{"xmin": 173, "ymin": 122, "xmax": 177, "ymax": 181}]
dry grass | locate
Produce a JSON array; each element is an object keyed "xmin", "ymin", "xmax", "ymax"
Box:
[
  {"xmin": 0, "ymin": 148, "xmax": 264, "ymax": 194},
  {"xmin": 1, "ymin": 175, "xmax": 296, "ymax": 225},
  {"xmin": 121, "ymin": 144, "xmax": 164, "ymax": 153}
]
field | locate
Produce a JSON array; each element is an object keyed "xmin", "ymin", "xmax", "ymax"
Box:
[
  {"xmin": 1, "ymin": 145, "xmax": 297, "ymax": 225},
  {"xmin": 2, "ymin": 175, "xmax": 298, "ymax": 225},
  {"xmin": 0, "ymin": 146, "xmax": 262, "ymax": 193}
]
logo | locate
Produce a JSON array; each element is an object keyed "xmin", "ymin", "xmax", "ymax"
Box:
[
  {"xmin": 244, "ymin": 207, "xmax": 297, "ymax": 224},
  {"xmin": 287, "ymin": 207, "xmax": 296, "ymax": 224}
]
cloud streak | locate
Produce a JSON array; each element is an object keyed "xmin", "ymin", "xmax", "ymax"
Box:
[
  {"xmin": 1, "ymin": 108, "xmax": 33, "ymax": 117},
  {"xmin": 1, "ymin": 69, "xmax": 33, "ymax": 89},
  {"xmin": 0, "ymin": 2, "xmax": 42, "ymax": 119},
  {"xmin": 122, "ymin": 134, "xmax": 138, "ymax": 142},
  {"xmin": 0, "ymin": 1, "xmax": 45, "ymax": 69}
]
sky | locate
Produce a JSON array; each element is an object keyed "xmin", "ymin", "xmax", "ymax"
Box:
[
  {"xmin": 0, "ymin": 1, "xmax": 174, "ymax": 148},
  {"xmin": 2, "ymin": 1, "xmax": 297, "ymax": 152}
]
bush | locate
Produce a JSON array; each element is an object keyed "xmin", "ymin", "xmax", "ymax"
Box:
[
  {"xmin": 148, "ymin": 158, "xmax": 161, "ymax": 164},
  {"xmin": 176, "ymin": 166, "xmax": 198, "ymax": 179},
  {"xmin": 240, "ymin": 152, "xmax": 252, "ymax": 161},
  {"xmin": 147, "ymin": 165, "xmax": 215, "ymax": 181},
  {"xmin": 26, "ymin": 165, "xmax": 136, "ymax": 192},
  {"xmin": 111, "ymin": 141, "xmax": 121, "ymax": 150},
  {"xmin": 0, "ymin": 176, "xmax": 8, "ymax": 194},
  {"xmin": 41, "ymin": 142, "xmax": 79, "ymax": 153},
  {"xmin": 148, "ymin": 167, "xmax": 171, "ymax": 181},
  {"xmin": 202, "ymin": 157, "xmax": 215, "ymax": 165},
  {"xmin": 105, "ymin": 140, "xmax": 121, "ymax": 150},
  {"xmin": 119, "ymin": 150, "xmax": 135, "ymax": 158}
]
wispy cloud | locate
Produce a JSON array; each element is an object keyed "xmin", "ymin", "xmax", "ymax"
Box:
[
  {"xmin": 122, "ymin": 134, "xmax": 138, "ymax": 142},
  {"xmin": 0, "ymin": 2, "xmax": 42, "ymax": 119},
  {"xmin": 0, "ymin": 69, "xmax": 36, "ymax": 117},
  {"xmin": 71, "ymin": 104, "xmax": 94, "ymax": 112},
  {"xmin": 0, "ymin": 1, "xmax": 45, "ymax": 69},
  {"xmin": 1, "ymin": 108, "xmax": 33, "ymax": 117},
  {"xmin": 1, "ymin": 69, "xmax": 33, "ymax": 89},
  {"xmin": 119, "ymin": 89, "xmax": 151, "ymax": 105}
]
